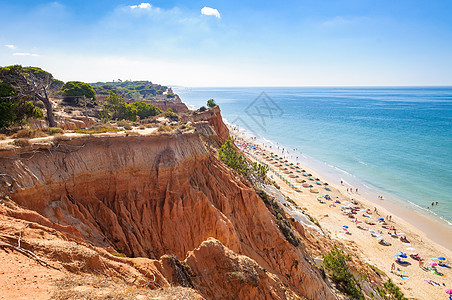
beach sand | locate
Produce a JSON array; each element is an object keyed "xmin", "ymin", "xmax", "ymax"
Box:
[{"xmin": 230, "ymin": 127, "xmax": 452, "ymax": 300}]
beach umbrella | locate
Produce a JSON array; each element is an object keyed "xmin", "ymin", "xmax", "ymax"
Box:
[
  {"xmin": 429, "ymin": 261, "xmax": 438, "ymax": 266},
  {"xmin": 378, "ymin": 218, "xmax": 384, "ymax": 221},
  {"xmin": 438, "ymin": 256, "xmax": 446, "ymax": 261},
  {"xmin": 343, "ymin": 225, "xmax": 349, "ymax": 229},
  {"xmin": 446, "ymin": 289, "xmax": 452, "ymax": 295},
  {"xmin": 406, "ymin": 247, "xmax": 416, "ymax": 251},
  {"xmin": 394, "ymin": 254, "xmax": 407, "ymax": 258}
]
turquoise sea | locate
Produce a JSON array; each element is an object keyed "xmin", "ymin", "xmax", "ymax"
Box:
[{"xmin": 175, "ymin": 87, "xmax": 452, "ymax": 226}]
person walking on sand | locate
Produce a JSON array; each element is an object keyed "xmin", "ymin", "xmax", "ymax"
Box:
[{"xmin": 391, "ymin": 263, "xmax": 395, "ymax": 273}]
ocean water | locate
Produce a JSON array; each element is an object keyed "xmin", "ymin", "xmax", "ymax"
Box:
[{"xmin": 174, "ymin": 87, "xmax": 452, "ymax": 225}]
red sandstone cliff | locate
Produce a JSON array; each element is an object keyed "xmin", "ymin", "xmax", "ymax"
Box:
[{"xmin": 0, "ymin": 115, "xmax": 335, "ymax": 299}]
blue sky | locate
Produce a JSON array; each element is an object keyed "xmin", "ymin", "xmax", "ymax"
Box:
[{"xmin": 1, "ymin": 0, "xmax": 451, "ymax": 86}]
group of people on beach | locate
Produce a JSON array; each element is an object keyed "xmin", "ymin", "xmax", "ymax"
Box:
[{"xmin": 340, "ymin": 181, "xmax": 359, "ymax": 194}]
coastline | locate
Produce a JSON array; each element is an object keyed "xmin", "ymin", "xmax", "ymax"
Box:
[
  {"xmin": 228, "ymin": 123, "xmax": 452, "ymax": 299},
  {"xmin": 228, "ymin": 123, "xmax": 452, "ymax": 251}
]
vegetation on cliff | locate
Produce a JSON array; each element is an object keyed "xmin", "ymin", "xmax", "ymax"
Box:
[
  {"xmin": 0, "ymin": 65, "xmax": 58, "ymax": 127},
  {"xmin": 322, "ymin": 245, "xmax": 365, "ymax": 299},
  {"xmin": 61, "ymin": 81, "xmax": 97, "ymax": 107},
  {"xmin": 91, "ymin": 80, "xmax": 168, "ymax": 101},
  {"xmin": 207, "ymin": 99, "xmax": 216, "ymax": 108},
  {"xmin": 99, "ymin": 92, "xmax": 162, "ymax": 122},
  {"xmin": 377, "ymin": 279, "xmax": 408, "ymax": 300},
  {"xmin": 219, "ymin": 137, "xmax": 268, "ymax": 181}
]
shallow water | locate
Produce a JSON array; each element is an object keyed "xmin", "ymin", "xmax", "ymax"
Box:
[{"xmin": 175, "ymin": 87, "xmax": 452, "ymax": 226}]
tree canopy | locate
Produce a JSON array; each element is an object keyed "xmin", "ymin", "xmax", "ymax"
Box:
[
  {"xmin": 0, "ymin": 82, "xmax": 42, "ymax": 128},
  {"xmin": 207, "ymin": 99, "xmax": 216, "ymax": 108},
  {"xmin": 129, "ymin": 101, "xmax": 162, "ymax": 119},
  {"xmin": 91, "ymin": 80, "xmax": 167, "ymax": 101},
  {"xmin": 61, "ymin": 81, "xmax": 96, "ymax": 106},
  {"xmin": 99, "ymin": 92, "xmax": 162, "ymax": 122},
  {"xmin": 0, "ymin": 65, "xmax": 54, "ymax": 127}
]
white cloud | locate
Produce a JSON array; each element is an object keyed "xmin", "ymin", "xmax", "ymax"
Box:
[
  {"xmin": 201, "ymin": 7, "xmax": 220, "ymax": 18},
  {"xmin": 13, "ymin": 52, "xmax": 39, "ymax": 57},
  {"xmin": 5, "ymin": 44, "xmax": 16, "ymax": 49},
  {"xmin": 130, "ymin": 3, "xmax": 152, "ymax": 9}
]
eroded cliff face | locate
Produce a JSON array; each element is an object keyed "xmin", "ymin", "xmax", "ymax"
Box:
[{"xmin": 0, "ymin": 114, "xmax": 335, "ymax": 299}]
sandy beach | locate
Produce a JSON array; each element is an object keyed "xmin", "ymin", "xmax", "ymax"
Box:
[{"xmin": 230, "ymin": 126, "xmax": 452, "ymax": 300}]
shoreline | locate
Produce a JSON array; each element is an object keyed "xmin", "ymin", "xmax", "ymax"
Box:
[
  {"xmin": 228, "ymin": 124, "xmax": 452, "ymax": 251},
  {"xmin": 228, "ymin": 125, "xmax": 452, "ymax": 299}
]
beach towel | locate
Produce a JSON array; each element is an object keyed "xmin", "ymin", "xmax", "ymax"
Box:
[
  {"xmin": 430, "ymin": 270, "xmax": 446, "ymax": 277},
  {"xmin": 423, "ymin": 279, "xmax": 441, "ymax": 286}
]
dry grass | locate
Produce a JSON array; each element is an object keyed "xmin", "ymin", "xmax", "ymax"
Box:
[
  {"xmin": 14, "ymin": 138, "xmax": 31, "ymax": 147},
  {"xmin": 49, "ymin": 127, "xmax": 64, "ymax": 135},
  {"xmin": 12, "ymin": 128, "xmax": 48, "ymax": 139},
  {"xmin": 157, "ymin": 125, "xmax": 173, "ymax": 132},
  {"xmin": 73, "ymin": 127, "xmax": 121, "ymax": 134},
  {"xmin": 116, "ymin": 121, "xmax": 132, "ymax": 130},
  {"xmin": 126, "ymin": 131, "xmax": 140, "ymax": 136},
  {"xmin": 51, "ymin": 275, "xmax": 201, "ymax": 300}
]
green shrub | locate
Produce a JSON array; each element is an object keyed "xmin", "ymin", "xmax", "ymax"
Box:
[
  {"xmin": 129, "ymin": 102, "xmax": 162, "ymax": 119},
  {"xmin": 164, "ymin": 109, "xmax": 179, "ymax": 121},
  {"xmin": 73, "ymin": 127, "xmax": 121, "ymax": 134},
  {"xmin": 207, "ymin": 99, "xmax": 216, "ymax": 108},
  {"xmin": 112, "ymin": 252, "xmax": 127, "ymax": 258},
  {"xmin": 256, "ymin": 189, "xmax": 300, "ymax": 247},
  {"xmin": 49, "ymin": 127, "xmax": 63, "ymax": 135},
  {"xmin": 322, "ymin": 246, "xmax": 364, "ymax": 299},
  {"xmin": 219, "ymin": 137, "xmax": 268, "ymax": 181},
  {"xmin": 377, "ymin": 279, "xmax": 408, "ymax": 300},
  {"xmin": 61, "ymin": 81, "xmax": 96, "ymax": 107},
  {"xmin": 157, "ymin": 125, "xmax": 173, "ymax": 132}
]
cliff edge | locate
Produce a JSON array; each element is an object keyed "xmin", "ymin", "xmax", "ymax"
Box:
[{"xmin": 0, "ymin": 108, "xmax": 335, "ymax": 299}]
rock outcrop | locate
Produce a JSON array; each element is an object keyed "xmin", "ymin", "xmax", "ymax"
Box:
[{"xmin": 0, "ymin": 112, "xmax": 335, "ymax": 299}]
